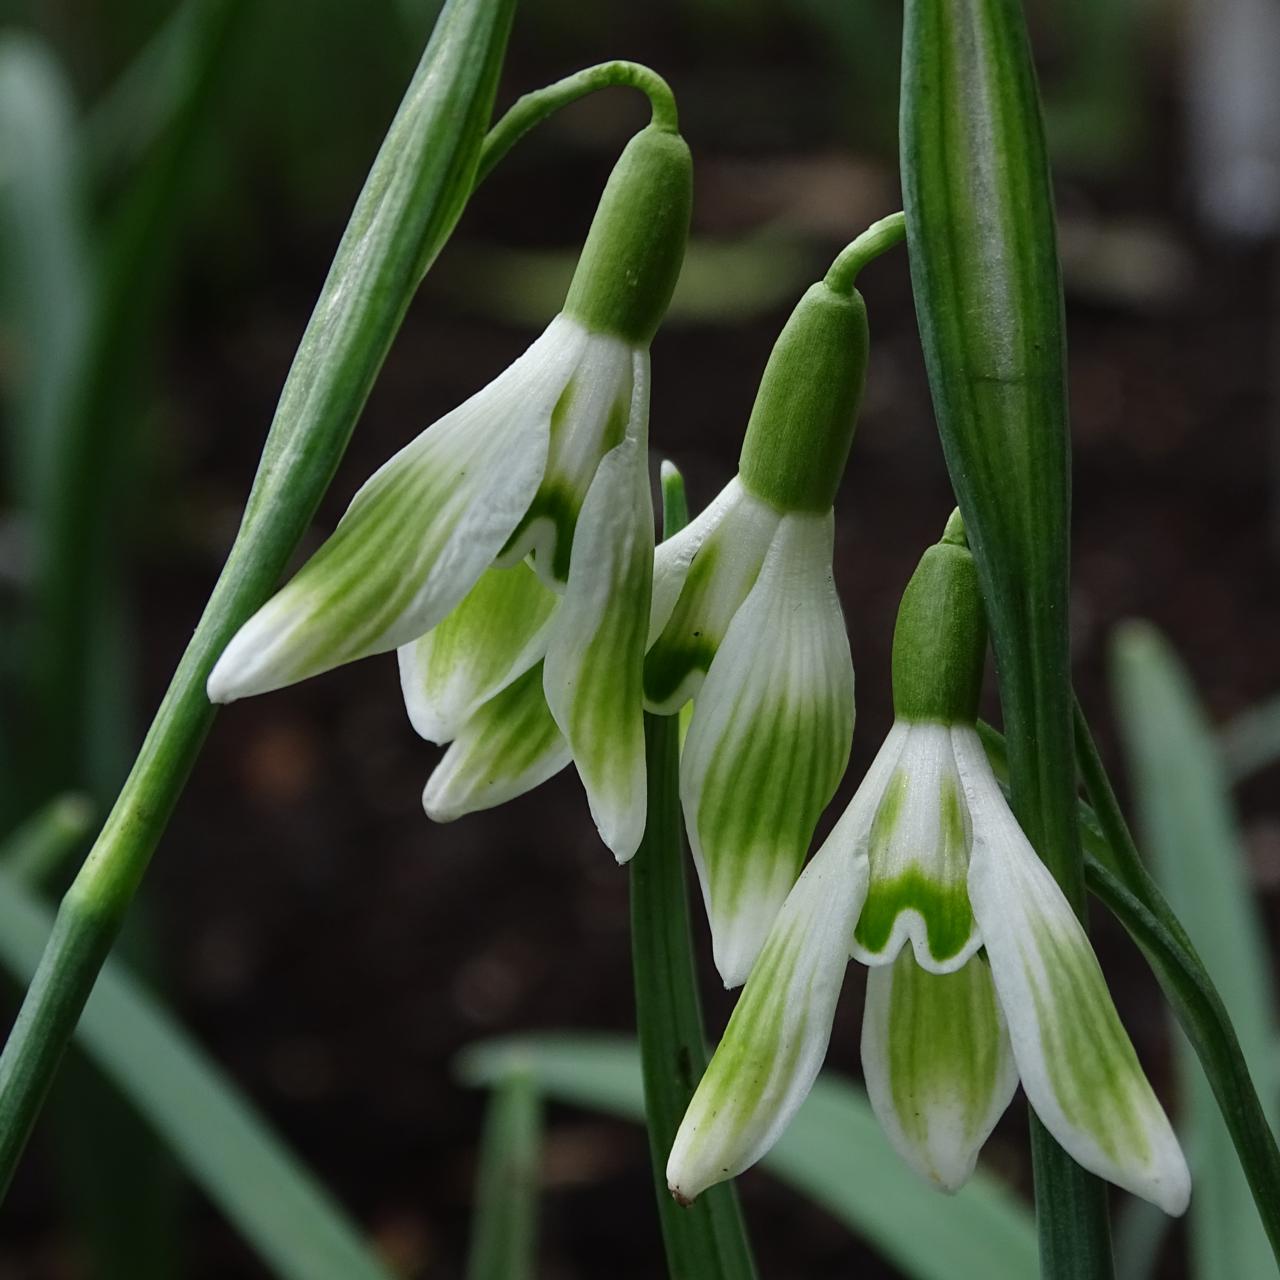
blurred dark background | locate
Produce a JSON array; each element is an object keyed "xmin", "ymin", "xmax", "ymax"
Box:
[{"xmin": 0, "ymin": 0, "xmax": 1278, "ymax": 1276}]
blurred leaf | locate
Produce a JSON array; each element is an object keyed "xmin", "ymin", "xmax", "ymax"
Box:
[
  {"xmin": 466, "ymin": 1069, "xmax": 541, "ymax": 1280},
  {"xmin": 0, "ymin": 40, "xmax": 179, "ymax": 1274},
  {"xmin": 0, "ymin": 33, "xmax": 90, "ymax": 511},
  {"xmin": 1111, "ymin": 622, "xmax": 1279, "ymax": 1280},
  {"xmin": 0, "ymin": 859, "xmax": 395, "ymax": 1280},
  {"xmin": 432, "ymin": 233, "xmax": 816, "ymax": 327},
  {"xmin": 1, "ymin": 795, "xmax": 93, "ymax": 888},
  {"xmin": 460, "ymin": 1034, "xmax": 1038, "ymax": 1280},
  {"xmin": 1219, "ymin": 692, "xmax": 1280, "ymax": 783}
]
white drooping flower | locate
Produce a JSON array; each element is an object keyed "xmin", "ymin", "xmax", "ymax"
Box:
[
  {"xmin": 642, "ymin": 271, "xmax": 873, "ymax": 988},
  {"xmin": 208, "ymin": 124, "xmax": 692, "ymax": 862},
  {"xmin": 668, "ymin": 518, "xmax": 1190, "ymax": 1217}
]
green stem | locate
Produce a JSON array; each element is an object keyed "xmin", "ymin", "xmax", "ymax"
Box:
[
  {"xmin": 0, "ymin": 0, "xmax": 516, "ymax": 1198},
  {"xmin": 1072, "ymin": 704, "xmax": 1280, "ymax": 1263},
  {"xmin": 823, "ymin": 211, "xmax": 905, "ymax": 293},
  {"xmin": 630, "ymin": 465, "xmax": 757, "ymax": 1280},
  {"xmin": 475, "ymin": 60, "xmax": 678, "ymax": 187}
]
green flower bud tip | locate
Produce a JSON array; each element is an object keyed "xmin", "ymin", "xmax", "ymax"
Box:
[
  {"xmin": 736, "ymin": 280, "xmax": 869, "ymax": 513},
  {"xmin": 891, "ymin": 518, "xmax": 987, "ymax": 725},
  {"xmin": 563, "ymin": 125, "xmax": 693, "ymax": 347}
]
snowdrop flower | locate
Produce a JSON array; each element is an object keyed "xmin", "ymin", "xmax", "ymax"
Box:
[
  {"xmin": 643, "ymin": 260, "xmax": 873, "ymax": 987},
  {"xmin": 208, "ymin": 123, "xmax": 692, "ymax": 861},
  {"xmin": 668, "ymin": 514, "xmax": 1190, "ymax": 1216}
]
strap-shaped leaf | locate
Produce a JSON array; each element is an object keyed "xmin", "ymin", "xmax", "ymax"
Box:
[
  {"xmin": 460, "ymin": 1035, "xmax": 1038, "ymax": 1280},
  {"xmin": 0, "ymin": 864, "xmax": 393, "ymax": 1280}
]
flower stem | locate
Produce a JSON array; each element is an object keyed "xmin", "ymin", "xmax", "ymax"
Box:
[
  {"xmin": 0, "ymin": 0, "xmax": 516, "ymax": 1200},
  {"xmin": 475, "ymin": 60, "xmax": 679, "ymax": 187},
  {"xmin": 629, "ymin": 464, "xmax": 757, "ymax": 1279},
  {"xmin": 823, "ymin": 211, "xmax": 906, "ymax": 294}
]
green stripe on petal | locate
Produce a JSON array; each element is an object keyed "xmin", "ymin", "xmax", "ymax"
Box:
[
  {"xmin": 862, "ymin": 949, "xmax": 1017, "ymax": 1192},
  {"xmin": 643, "ymin": 479, "xmax": 780, "ymax": 714},
  {"xmin": 208, "ymin": 317, "xmax": 586, "ymax": 702},
  {"xmin": 666, "ymin": 835, "xmax": 867, "ymax": 1204},
  {"xmin": 497, "ymin": 326, "xmax": 635, "ymax": 589},
  {"xmin": 852, "ymin": 722, "xmax": 980, "ymax": 973},
  {"xmin": 422, "ymin": 662, "xmax": 571, "ymax": 821},
  {"xmin": 398, "ymin": 562, "xmax": 556, "ymax": 743},
  {"xmin": 954, "ymin": 726, "xmax": 1191, "ymax": 1215},
  {"xmin": 542, "ymin": 351, "xmax": 653, "ymax": 862},
  {"xmin": 681, "ymin": 510, "xmax": 854, "ymax": 987}
]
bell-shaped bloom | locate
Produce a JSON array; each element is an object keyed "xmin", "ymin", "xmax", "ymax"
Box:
[
  {"xmin": 668, "ymin": 522, "xmax": 1190, "ymax": 1216},
  {"xmin": 209, "ymin": 125, "xmax": 692, "ymax": 862},
  {"xmin": 644, "ymin": 271, "xmax": 872, "ymax": 988}
]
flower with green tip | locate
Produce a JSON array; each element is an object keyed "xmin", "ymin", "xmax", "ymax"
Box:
[
  {"xmin": 644, "ymin": 260, "xmax": 872, "ymax": 988},
  {"xmin": 667, "ymin": 515, "xmax": 1190, "ymax": 1216},
  {"xmin": 208, "ymin": 123, "xmax": 692, "ymax": 861}
]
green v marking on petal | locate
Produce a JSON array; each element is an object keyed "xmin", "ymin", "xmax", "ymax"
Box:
[
  {"xmin": 855, "ymin": 772, "xmax": 974, "ymax": 963},
  {"xmin": 854, "ymin": 869, "xmax": 975, "ymax": 962}
]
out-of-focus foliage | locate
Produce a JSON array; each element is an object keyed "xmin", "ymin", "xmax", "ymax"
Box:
[
  {"xmin": 461, "ymin": 1035, "xmax": 1038, "ymax": 1280},
  {"xmin": 1112, "ymin": 623, "xmax": 1280, "ymax": 1280}
]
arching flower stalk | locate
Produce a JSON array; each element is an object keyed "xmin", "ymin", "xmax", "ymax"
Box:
[
  {"xmin": 667, "ymin": 513, "xmax": 1191, "ymax": 1216},
  {"xmin": 209, "ymin": 120, "xmax": 692, "ymax": 861}
]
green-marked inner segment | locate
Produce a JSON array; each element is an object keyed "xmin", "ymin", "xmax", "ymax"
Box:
[
  {"xmin": 887, "ymin": 951, "xmax": 1005, "ymax": 1151},
  {"xmin": 499, "ymin": 378, "xmax": 630, "ymax": 585},
  {"xmin": 855, "ymin": 770, "xmax": 975, "ymax": 963},
  {"xmin": 643, "ymin": 539, "xmax": 723, "ymax": 705}
]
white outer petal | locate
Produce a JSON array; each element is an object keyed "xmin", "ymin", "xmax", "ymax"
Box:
[
  {"xmin": 666, "ymin": 833, "xmax": 867, "ymax": 1203},
  {"xmin": 397, "ymin": 563, "xmax": 555, "ymax": 743},
  {"xmin": 208, "ymin": 316, "xmax": 586, "ymax": 702},
  {"xmin": 422, "ymin": 664, "xmax": 571, "ymax": 821},
  {"xmin": 542, "ymin": 348, "xmax": 653, "ymax": 862},
  {"xmin": 954, "ymin": 726, "xmax": 1191, "ymax": 1216},
  {"xmin": 680, "ymin": 510, "xmax": 854, "ymax": 987}
]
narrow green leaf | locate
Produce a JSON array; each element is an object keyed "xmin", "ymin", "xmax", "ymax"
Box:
[
  {"xmin": 900, "ymin": 0, "xmax": 1110, "ymax": 1269},
  {"xmin": 0, "ymin": 33, "xmax": 89, "ymax": 508},
  {"xmin": 462, "ymin": 1070, "xmax": 541, "ymax": 1280},
  {"xmin": 1110, "ymin": 622, "xmax": 1280, "ymax": 1277},
  {"xmin": 0, "ymin": 0, "xmax": 517, "ymax": 1198},
  {"xmin": 0, "ymin": 863, "xmax": 393, "ymax": 1280},
  {"xmin": 1, "ymin": 796, "xmax": 94, "ymax": 890},
  {"xmin": 460, "ymin": 1035, "xmax": 1038, "ymax": 1280}
]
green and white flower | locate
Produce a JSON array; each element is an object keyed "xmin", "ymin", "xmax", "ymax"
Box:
[
  {"xmin": 209, "ymin": 124, "xmax": 692, "ymax": 862},
  {"xmin": 668, "ymin": 517, "xmax": 1190, "ymax": 1215},
  {"xmin": 643, "ymin": 267, "xmax": 873, "ymax": 988}
]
